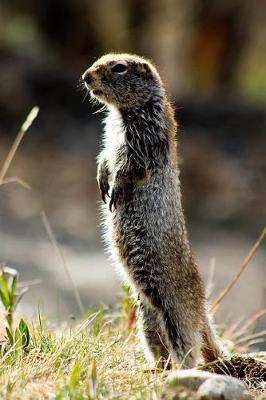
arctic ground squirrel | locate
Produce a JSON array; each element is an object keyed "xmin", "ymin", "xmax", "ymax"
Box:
[{"xmin": 82, "ymin": 53, "xmax": 227, "ymax": 368}]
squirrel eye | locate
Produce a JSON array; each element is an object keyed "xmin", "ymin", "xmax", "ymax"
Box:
[{"xmin": 112, "ymin": 63, "xmax": 127, "ymax": 73}]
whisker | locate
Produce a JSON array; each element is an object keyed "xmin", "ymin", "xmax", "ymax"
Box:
[
  {"xmin": 93, "ymin": 104, "xmax": 108, "ymax": 114},
  {"xmin": 82, "ymin": 90, "xmax": 90, "ymax": 103}
]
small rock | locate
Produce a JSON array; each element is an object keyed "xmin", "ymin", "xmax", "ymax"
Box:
[
  {"xmin": 197, "ymin": 375, "xmax": 253, "ymax": 400},
  {"xmin": 161, "ymin": 384, "xmax": 198, "ymax": 400},
  {"xmin": 167, "ymin": 369, "xmax": 219, "ymax": 390}
]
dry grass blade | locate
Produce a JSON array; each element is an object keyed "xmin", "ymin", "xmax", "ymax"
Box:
[
  {"xmin": 223, "ymin": 316, "xmax": 245, "ymax": 340},
  {"xmin": 233, "ymin": 330, "xmax": 266, "ymax": 346},
  {"xmin": 74, "ymin": 312, "xmax": 100, "ymax": 337},
  {"xmin": 0, "ymin": 106, "xmax": 39, "ymax": 184},
  {"xmin": 246, "ymin": 339, "xmax": 265, "ymax": 347},
  {"xmin": 212, "ymin": 227, "xmax": 266, "ymax": 314},
  {"xmin": 0, "ymin": 176, "xmax": 31, "ymax": 189},
  {"xmin": 233, "ymin": 309, "xmax": 266, "ymax": 340},
  {"xmin": 41, "ymin": 210, "xmax": 84, "ymax": 315},
  {"xmin": 243, "ymin": 351, "xmax": 266, "ymax": 360},
  {"xmin": 223, "ymin": 311, "xmax": 266, "ymax": 352},
  {"xmin": 206, "ymin": 257, "xmax": 216, "ymax": 299},
  {"xmin": 17, "ymin": 279, "xmax": 42, "ymax": 287}
]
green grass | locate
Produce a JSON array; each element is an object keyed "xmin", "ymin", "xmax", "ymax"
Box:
[
  {"xmin": 0, "ymin": 305, "xmax": 168, "ymax": 399},
  {"xmin": 0, "ymin": 281, "xmax": 167, "ymax": 399},
  {"xmin": 0, "ymin": 271, "xmax": 265, "ymax": 399}
]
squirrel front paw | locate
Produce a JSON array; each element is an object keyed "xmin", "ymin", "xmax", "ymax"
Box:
[
  {"xmin": 109, "ymin": 183, "xmax": 123, "ymax": 211},
  {"xmin": 97, "ymin": 158, "xmax": 110, "ymax": 204},
  {"xmin": 97, "ymin": 159, "xmax": 110, "ymax": 203},
  {"xmin": 99, "ymin": 176, "xmax": 110, "ymax": 204}
]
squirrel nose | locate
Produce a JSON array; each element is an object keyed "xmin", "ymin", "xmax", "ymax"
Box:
[{"xmin": 83, "ymin": 71, "xmax": 92, "ymax": 85}]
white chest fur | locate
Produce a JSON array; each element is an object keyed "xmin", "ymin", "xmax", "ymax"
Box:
[{"xmin": 102, "ymin": 106, "xmax": 125, "ymax": 176}]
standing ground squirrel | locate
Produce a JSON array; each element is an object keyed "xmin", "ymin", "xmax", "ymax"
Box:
[{"xmin": 82, "ymin": 53, "xmax": 227, "ymax": 368}]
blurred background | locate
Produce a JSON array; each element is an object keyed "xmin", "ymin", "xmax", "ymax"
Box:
[{"xmin": 0, "ymin": 0, "xmax": 265, "ymax": 333}]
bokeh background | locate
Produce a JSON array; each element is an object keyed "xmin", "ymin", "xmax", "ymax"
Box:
[{"xmin": 0, "ymin": 0, "xmax": 265, "ymax": 333}]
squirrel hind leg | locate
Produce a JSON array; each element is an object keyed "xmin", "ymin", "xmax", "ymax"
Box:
[
  {"xmin": 163, "ymin": 309, "xmax": 201, "ymax": 368},
  {"xmin": 138, "ymin": 284, "xmax": 200, "ymax": 368},
  {"xmin": 138, "ymin": 299, "xmax": 171, "ymax": 369}
]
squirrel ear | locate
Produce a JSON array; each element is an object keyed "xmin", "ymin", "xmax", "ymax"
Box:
[
  {"xmin": 137, "ymin": 62, "xmax": 151, "ymax": 74},
  {"xmin": 143, "ymin": 63, "xmax": 151, "ymax": 73}
]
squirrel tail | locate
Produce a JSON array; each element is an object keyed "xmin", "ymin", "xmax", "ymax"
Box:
[{"xmin": 201, "ymin": 311, "xmax": 228, "ymax": 363}]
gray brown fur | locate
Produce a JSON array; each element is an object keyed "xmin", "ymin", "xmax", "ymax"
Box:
[{"xmin": 82, "ymin": 53, "xmax": 226, "ymax": 368}]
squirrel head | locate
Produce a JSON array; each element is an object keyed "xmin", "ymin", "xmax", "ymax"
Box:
[{"xmin": 82, "ymin": 53, "xmax": 164, "ymax": 109}]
